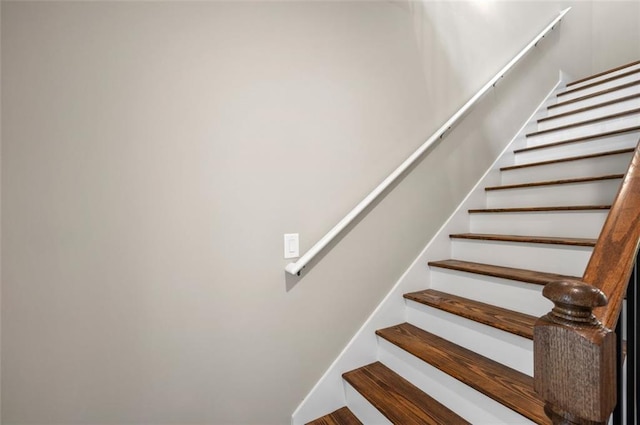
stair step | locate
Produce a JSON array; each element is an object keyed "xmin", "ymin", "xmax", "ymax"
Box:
[
  {"xmin": 375, "ymin": 323, "xmax": 549, "ymax": 424},
  {"xmin": 559, "ymin": 67, "xmax": 640, "ymax": 97},
  {"xmin": 485, "ymin": 175, "xmax": 621, "ymax": 209},
  {"xmin": 450, "ymin": 234, "xmax": 591, "ymax": 276},
  {"xmin": 428, "ymin": 259, "xmax": 580, "ymax": 286},
  {"xmin": 342, "ymin": 361, "xmax": 471, "ymax": 425},
  {"xmin": 429, "ymin": 267, "xmax": 550, "ymax": 317},
  {"xmin": 405, "ymin": 295, "xmax": 536, "ymax": 375},
  {"xmin": 502, "ymin": 148, "xmax": 635, "ymax": 171},
  {"xmin": 556, "ymin": 69, "xmax": 640, "ymax": 102},
  {"xmin": 567, "ymin": 59, "xmax": 640, "ymax": 88},
  {"xmin": 547, "ymin": 80, "xmax": 640, "ymax": 115},
  {"xmin": 514, "ymin": 126, "xmax": 640, "ymax": 154},
  {"xmin": 525, "ymin": 111, "xmax": 640, "ymax": 148},
  {"xmin": 528, "ymin": 108, "xmax": 640, "ymax": 138},
  {"xmin": 549, "ymin": 81, "xmax": 640, "ymax": 118},
  {"xmin": 306, "ymin": 407, "xmax": 363, "ymax": 425},
  {"xmin": 468, "ymin": 205, "xmax": 608, "ymax": 239},
  {"xmin": 548, "ymin": 80, "xmax": 640, "ymax": 112},
  {"xmin": 404, "ymin": 289, "xmax": 536, "ymax": 339},
  {"xmin": 450, "ymin": 233, "xmax": 596, "ymax": 247},
  {"xmin": 513, "ymin": 130, "xmax": 640, "ymax": 165},
  {"xmin": 502, "ymin": 148, "xmax": 634, "ymax": 185},
  {"xmin": 539, "ymin": 94, "xmax": 640, "ymax": 129},
  {"xmin": 485, "ymin": 174, "xmax": 623, "ymax": 191}
]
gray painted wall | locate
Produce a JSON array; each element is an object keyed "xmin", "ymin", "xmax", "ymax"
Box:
[{"xmin": 1, "ymin": 1, "xmax": 638, "ymax": 424}]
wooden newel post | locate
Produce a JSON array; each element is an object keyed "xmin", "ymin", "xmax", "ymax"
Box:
[{"xmin": 534, "ymin": 280, "xmax": 616, "ymax": 425}]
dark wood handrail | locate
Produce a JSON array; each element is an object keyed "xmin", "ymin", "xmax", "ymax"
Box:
[
  {"xmin": 584, "ymin": 140, "xmax": 640, "ymax": 329},
  {"xmin": 534, "ymin": 139, "xmax": 640, "ymax": 425}
]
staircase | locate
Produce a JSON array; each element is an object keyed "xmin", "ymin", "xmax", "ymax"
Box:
[{"xmin": 301, "ymin": 60, "xmax": 640, "ymax": 425}]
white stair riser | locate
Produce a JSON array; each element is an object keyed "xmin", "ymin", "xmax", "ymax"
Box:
[
  {"xmin": 514, "ymin": 132, "xmax": 640, "ymax": 164},
  {"xmin": 429, "ymin": 268, "xmax": 551, "ymax": 317},
  {"xmin": 547, "ymin": 84, "xmax": 640, "ymax": 116},
  {"xmin": 485, "ymin": 179, "xmax": 622, "ymax": 209},
  {"xmin": 406, "ymin": 301, "xmax": 534, "ymax": 375},
  {"xmin": 538, "ymin": 97, "xmax": 640, "ymax": 131},
  {"xmin": 502, "ymin": 152, "xmax": 633, "ymax": 185},
  {"xmin": 344, "ymin": 382, "xmax": 392, "ymax": 425},
  {"xmin": 469, "ymin": 210, "xmax": 608, "ymax": 238},
  {"xmin": 378, "ymin": 340, "xmax": 537, "ymax": 425},
  {"xmin": 451, "ymin": 239, "xmax": 592, "ymax": 277},
  {"xmin": 568, "ymin": 62, "xmax": 640, "ymax": 91},
  {"xmin": 526, "ymin": 114, "xmax": 640, "ymax": 147},
  {"xmin": 557, "ymin": 73, "xmax": 640, "ymax": 102}
]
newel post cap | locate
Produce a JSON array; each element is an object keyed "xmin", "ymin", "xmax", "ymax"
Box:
[{"xmin": 542, "ymin": 280, "xmax": 608, "ymax": 326}]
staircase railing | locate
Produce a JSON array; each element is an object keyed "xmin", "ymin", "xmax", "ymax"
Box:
[
  {"xmin": 534, "ymin": 139, "xmax": 640, "ymax": 424},
  {"xmin": 285, "ymin": 7, "xmax": 571, "ymax": 276}
]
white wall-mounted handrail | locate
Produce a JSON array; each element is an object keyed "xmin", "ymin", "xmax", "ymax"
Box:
[{"xmin": 285, "ymin": 7, "xmax": 571, "ymax": 276}]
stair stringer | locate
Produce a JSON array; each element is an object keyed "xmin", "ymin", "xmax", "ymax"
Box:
[{"xmin": 291, "ymin": 75, "xmax": 567, "ymax": 425}]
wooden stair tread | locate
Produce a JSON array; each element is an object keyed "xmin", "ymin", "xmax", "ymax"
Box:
[
  {"xmin": 404, "ymin": 289, "xmax": 536, "ymax": 339},
  {"xmin": 526, "ymin": 108, "xmax": 640, "ymax": 137},
  {"xmin": 539, "ymin": 94, "xmax": 640, "ymax": 123},
  {"xmin": 376, "ymin": 323, "xmax": 550, "ymax": 424},
  {"xmin": 428, "ymin": 259, "xmax": 579, "ymax": 286},
  {"xmin": 548, "ymin": 80, "xmax": 640, "ymax": 110},
  {"xmin": 342, "ymin": 361, "xmax": 471, "ymax": 425},
  {"xmin": 514, "ymin": 126, "xmax": 640, "ymax": 154},
  {"xmin": 449, "ymin": 233, "xmax": 597, "ymax": 247},
  {"xmin": 567, "ymin": 59, "xmax": 640, "ymax": 87},
  {"xmin": 558, "ymin": 68, "xmax": 640, "ymax": 97},
  {"xmin": 306, "ymin": 407, "xmax": 363, "ymax": 425},
  {"xmin": 485, "ymin": 174, "xmax": 623, "ymax": 191},
  {"xmin": 501, "ymin": 148, "xmax": 635, "ymax": 171},
  {"xmin": 468, "ymin": 205, "xmax": 610, "ymax": 213}
]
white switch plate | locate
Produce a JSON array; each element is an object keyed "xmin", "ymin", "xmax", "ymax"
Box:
[{"xmin": 284, "ymin": 233, "xmax": 299, "ymax": 259}]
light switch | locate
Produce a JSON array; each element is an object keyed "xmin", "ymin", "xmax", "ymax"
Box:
[{"xmin": 284, "ymin": 233, "xmax": 299, "ymax": 259}]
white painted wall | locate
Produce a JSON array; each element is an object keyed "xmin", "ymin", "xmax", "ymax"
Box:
[
  {"xmin": 590, "ymin": 1, "xmax": 640, "ymax": 72},
  {"xmin": 1, "ymin": 1, "xmax": 638, "ymax": 424}
]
